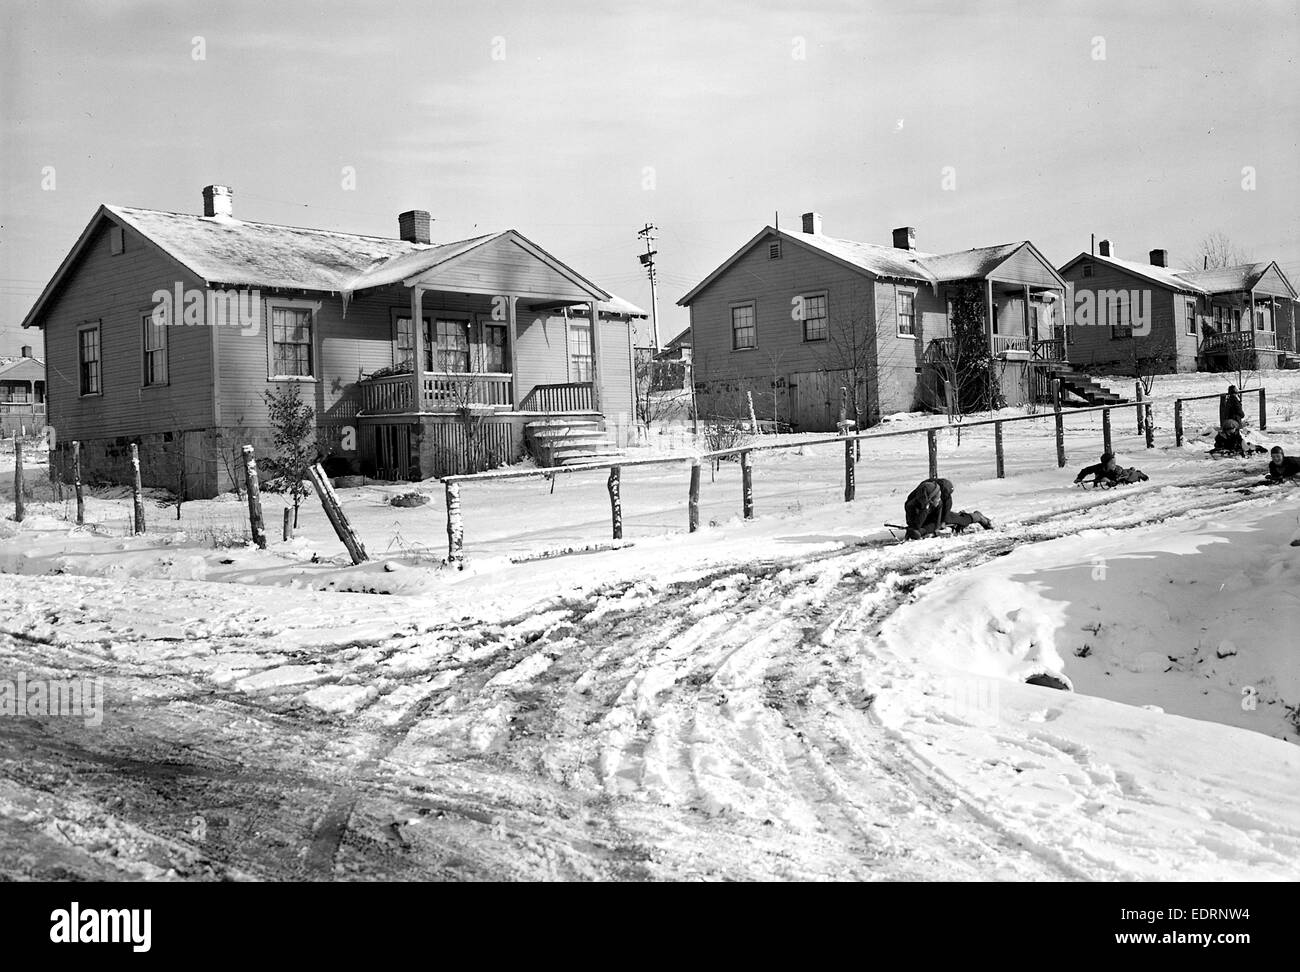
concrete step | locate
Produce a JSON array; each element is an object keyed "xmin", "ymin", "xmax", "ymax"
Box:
[
  {"xmin": 527, "ymin": 427, "xmax": 606, "ymax": 442},
  {"xmin": 554, "ymin": 450, "xmax": 626, "ymax": 465}
]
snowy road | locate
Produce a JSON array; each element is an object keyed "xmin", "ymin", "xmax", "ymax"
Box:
[{"xmin": 3, "ymin": 471, "xmax": 1296, "ymax": 881}]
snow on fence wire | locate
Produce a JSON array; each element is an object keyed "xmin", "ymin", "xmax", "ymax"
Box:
[
  {"xmin": 1172, "ymin": 387, "xmax": 1266, "ymax": 447},
  {"xmin": 439, "ymin": 383, "xmax": 1260, "ymax": 564}
]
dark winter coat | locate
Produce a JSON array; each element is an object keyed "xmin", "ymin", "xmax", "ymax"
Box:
[
  {"xmin": 904, "ymin": 478, "xmax": 952, "ymax": 539},
  {"xmin": 1075, "ymin": 461, "xmax": 1147, "ymax": 486},
  {"xmin": 1212, "ymin": 429, "xmax": 1245, "ymax": 455},
  {"xmin": 1220, "ymin": 392, "xmax": 1245, "ymax": 427},
  {"xmin": 1267, "ymin": 456, "xmax": 1300, "ymax": 482}
]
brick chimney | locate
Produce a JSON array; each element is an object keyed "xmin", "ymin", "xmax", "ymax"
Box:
[
  {"xmin": 801, "ymin": 212, "xmax": 823, "ymax": 235},
  {"xmin": 1149, "ymin": 248, "xmax": 1168, "ymax": 268},
  {"xmin": 20, "ymin": 345, "xmax": 32, "ymax": 358},
  {"xmin": 202, "ymin": 185, "xmax": 234, "ymax": 218},
  {"xmin": 1097, "ymin": 239, "xmax": 1113, "ymax": 257},
  {"xmin": 399, "ymin": 210, "xmax": 432, "ymax": 244},
  {"xmin": 892, "ymin": 226, "xmax": 916, "ymax": 251}
]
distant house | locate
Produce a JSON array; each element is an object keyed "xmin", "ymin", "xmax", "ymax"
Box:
[
  {"xmin": 21, "ymin": 186, "xmax": 645, "ymax": 496},
  {"xmin": 1059, "ymin": 241, "xmax": 1299, "ymax": 374},
  {"xmin": 678, "ymin": 213, "xmax": 1071, "ymax": 429},
  {"xmin": 0, "ymin": 346, "xmax": 45, "ymax": 435}
]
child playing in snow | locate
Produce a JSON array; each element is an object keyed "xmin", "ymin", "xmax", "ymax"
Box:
[
  {"xmin": 1265, "ymin": 447, "xmax": 1300, "ymax": 484},
  {"xmin": 1073, "ymin": 451, "xmax": 1149, "ymax": 488},
  {"xmin": 903, "ymin": 478, "xmax": 993, "ymax": 539}
]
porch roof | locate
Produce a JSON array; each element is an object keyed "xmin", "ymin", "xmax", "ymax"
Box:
[{"xmin": 0, "ymin": 357, "xmax": 44, "ymax": 382}]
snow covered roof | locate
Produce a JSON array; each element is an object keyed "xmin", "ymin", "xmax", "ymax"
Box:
[
  {"xmin": 679, "ymin": 227, "xmax": 1063, "ymax": 305},
  {"xmin": 22, "ymin": 204, "xmax": 637, "ymax": 327},
  {"xmin": 0, "ymin": 356, "xmax": 44, "ymax": 381},
  {"xmin": 1175, "ymin": 262, "xmax": 1283, "ymax": 295},
  {"xmin": 1060, "ymin": 252, "xmax": 1206, "ymax": 293}
]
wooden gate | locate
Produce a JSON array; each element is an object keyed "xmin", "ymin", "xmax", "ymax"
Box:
[{"xmin": 789, "ymin": 370, "xmax": 864, "ymax": 431}]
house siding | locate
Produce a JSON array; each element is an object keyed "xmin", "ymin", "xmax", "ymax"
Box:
[
  {"xmin": 688, "ymin": 232, "xmax": 890, "ymax": 428},
  {"xmin": 1062, "ymin": 260, "xmax": 1191, "ymax": 374},
  {"xmin": 40, "ymin": 219, "xmax": 214, "ymax": 443}
]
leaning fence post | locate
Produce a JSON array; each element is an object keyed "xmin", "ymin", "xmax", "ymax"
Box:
[
  {"xmin": 1174, "ymin": 399, "xmax": 1184, "ymax": 447},
  {"xmin": 740, "ymin": 450, "xmax": 754, "ymax": 520},
  {"xmin": 241, "ymin": 445, "xmax": 266, "ymax": 549},
  {"xmin": 927, "ymin": 429, "xmax": 938, "ymax": 479},
  {"xmin": 607, "ymin": 465, "xmax": 623, "ymax": 540},
  {"xmin": 130, "ymin": 442, "xmax": 146, "ymax": 535},
  {"xmin": 994, "ymin": 421, "xmax": 1005, "ymax": 479},
  {"xmin": 13, "ymin": 439, "xmax": 23, "ymax": 523},
  {"xmin": 1144, "ymin": 402, "xmax": 1155, "ymax": 449},
  {"xmin": 1102, "ymin": 407, "xmax": 1112, "ymax": 455},
  {"xmin": 688, "ymin": 459, "xmax": 701, "ymax": 533},
  {"xmin": 73, "ymin": 441, "xmax": 85, "ymax": 525},
  {"xmin": 1258, "ymin": 387, "xmax": 1267, "ymax": 431},
  {"xmin": 305, "ymin": 463, "xmax": 368, "ymax": 564},
  {"xmin": 1136, "ymin": 383, "xmax": 1145, "ymax": 434},
  {"xmin": 445, "ymin": 479, "xmax": 464, "ymax": 564}
]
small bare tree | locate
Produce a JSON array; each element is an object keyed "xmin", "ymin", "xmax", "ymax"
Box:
[{"xmin": 1190, "ymin": 232, "xmax": 1251, "ymax": 271}]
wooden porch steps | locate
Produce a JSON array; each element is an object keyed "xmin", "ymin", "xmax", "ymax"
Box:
[
  {"xmin": 525, "ymin": 418, "xmax": 624, "ymax": 467},
  {"xmin": 1045, "ymin": 365, "xmax": 1129, "ymax": 406}
]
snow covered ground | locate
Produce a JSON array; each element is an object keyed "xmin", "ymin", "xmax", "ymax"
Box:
[{"xmin": 0, "ymin": 371, "xmax": 1297, "ymax": 880}]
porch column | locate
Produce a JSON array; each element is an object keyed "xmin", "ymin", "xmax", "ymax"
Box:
[
  {"xmin": 411, "ymin": 286, "xmax": 425, "ymax": 412},
  {"xmin": 589, "ymin": 301, "xmax": 603, "ymax": 413},
  {"xmin": 985, "ymin": 280, "xmax": 995, "ymax": 355},
  {"xmin": 506, "ymin": 295, "xmax": 519, "ymax": 408},
  {"xmin": 1023, "ymin": 284, "xmax": 1032, "ymax": 345}
]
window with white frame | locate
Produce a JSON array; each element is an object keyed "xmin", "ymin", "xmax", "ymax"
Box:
[
  {"xmin": 394, "ymin": 315, "xmax": 433, "ymax": 371},
  {"xmin": 270, "ymin": 305, "xmax": 314, "ymax": 377},
  {"xmin": 800, "ymin": 293, "xmax": 827, "ymax": 342},
  {"xmin": 897, "ymin": 290, "xmax": 916, "ymax": 336},
  {"xmin": 1186, "ymin": 300, "xmax": 1197, "ymax": 335},
  {"xmin": 434, "ymin": 318, "xmax": 472, "ymax": 373},
  {"xmin": 142, "ymin": 313, "xmax": 168, "ymax": 386},
  {"xmin": 568, "ymin": 318, "xmax": 593, "ymax": 381},
  {"xmin": 731, "ymin": 303, "xmax": 756, "ymax": 350},
  {"xmin": 78, "ymin": 323, "xmax": 101, "ymax": 396}
]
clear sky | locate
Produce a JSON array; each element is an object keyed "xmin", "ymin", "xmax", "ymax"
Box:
[{"xmin": 2, "ymin": 0, "xmax": 1297, "ymax": 355}]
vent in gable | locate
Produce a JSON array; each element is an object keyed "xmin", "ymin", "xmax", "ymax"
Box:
[
  {"xmin": 109, "ymin": 225, "xmax": 124, "ymax": 256},
  {"xmin": 768, "ymin": 241, "xmax": 782, "ymax": 260}
]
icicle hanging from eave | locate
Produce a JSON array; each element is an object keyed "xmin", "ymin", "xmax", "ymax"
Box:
[{"xmin": 340, "ymin": 289, "xmax": 352, "ymax": 318}]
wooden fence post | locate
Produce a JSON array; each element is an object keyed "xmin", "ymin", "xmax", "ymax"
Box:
[
  {"xmin": 927, "ymin": 429, "xmax": 938, "ymax": 480},
  {"xmin": 445, "ymin": 479, "xmax": 464, "ymax": 564},
  {"xmin": 1258, "ymin": 388, "xmax": 1267, "ymax": 431},
  {"xmin": 1144, "ymin": 403, "xmax": 1155, "ymax": 449},
  {"xmin": 1102, "ymin": 408, "xmax": 1112, "ymax": 456},
  {"xmin": 305, "ymin": 463, "xmax": 368, "ymax": 564},
  {"xmin": 607, "ymin": 465, "xmax": 623, "ymax": 540},
  {"xmin": 130, "ymin": 442, "xmax": 146, "ymax": 535},
  {"xmin": 1053, "ymin": 379, "xmax": 1065, "ymax": 468},
  {"xmin": 740, "ymin": 450, "xmax": 754, "ymax": 520},
  {"xmin": 283, "ymin": 508, "xmax": 294, "ymax": 541},
  {"xmin": 13, "ymin": 439, "xmax": 23, "ymax": 523},
  {"xmin": 843, "ymin": 436, "xmax": 855, "ymax": 502},
  {"xmin": 994, "ymin": 421, "xmax": 1005, "ymax": 479},
  {"xmin": 241, "ymin": 445, "xmax": 266, "ymax": 549},
  {"xmin": 1136, "ymin": 383, "xmax": 1145, "ymax": 434},
  {"xmin": 1174, "ymin": 399, "xmax": 1183, "ymax": 446},
  {"xmin": 73, "ymin": 441, "xmax": 84, "ymax": 526},
  {"xmin": 688, "ymin": 459, "xmax": 701, "ymax": 533}
]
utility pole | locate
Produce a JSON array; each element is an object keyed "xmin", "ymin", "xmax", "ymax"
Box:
[{"xmin": 637, "ymin": 222, "xmax": 660, "ymax": 350}]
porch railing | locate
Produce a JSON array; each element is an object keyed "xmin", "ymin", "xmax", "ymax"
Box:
[
  {"xmin": 992, "ymin": 334, "xmax": 1031, "ymax": 356},
  {"xmin": 519, "ymin": 382, "xmax": 595, "ymax": 412},
  {"xmin": 0, "ymin": 401, "xmax": 47, "ymax": 415},
  {"xmin": 1199, "ymin": 330, "xmax": 1255, "ymax": 356},
  {"xmin": 422, "ymin": 373, "xmax": 513, "ymax": 409},
  {"xmin": 1032, "ymin": 338, "xmax": 1066, "ymax": 362},
  {"xmin": 358, "ymin": 373, "xmax": 415, "ymax": 414},
  {"xmin": 359, "ymin": 372, "xmax": 513, "ymax": 414}
]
